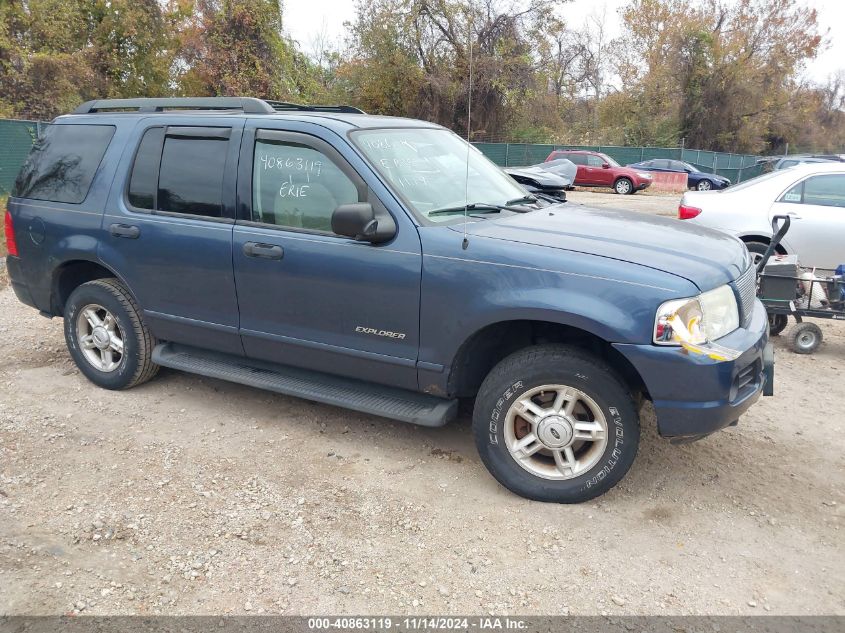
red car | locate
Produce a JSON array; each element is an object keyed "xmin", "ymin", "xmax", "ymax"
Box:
[{"xmin": 545, "ymin": 150, "xmax": 653, "ymax": 195}]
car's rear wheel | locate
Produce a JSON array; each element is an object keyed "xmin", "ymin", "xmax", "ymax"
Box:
[
  {"xmin": 697, "ymin": 179, "xmax": 712, "ymax": 191},
  {"xmin": 64, "ymin": 278, "xmax": 159, "ymax": 390},
  {"xmin": 472, "ymin": 345, "xmax": 639, "ymax": 503},
  {"xmin": 614, "ymin": 178, "xmax": 633, "ymax": 195}
]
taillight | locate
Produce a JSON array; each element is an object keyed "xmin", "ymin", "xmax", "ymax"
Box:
[
  {"xmin": 4, "ymin": 208, "xmax": 19, "ymax": 256},
  {"xmin": 678, "ymin": 204, "xmax": 702, "ymax": 220}
]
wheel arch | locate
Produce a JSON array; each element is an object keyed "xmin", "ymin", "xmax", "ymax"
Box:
[
  {"xmin": 51, "ymin": 258, "xmax": 137, "ymax": 316},
  {"xmin": 738, "ymin": 234, "xmax": 788, "ymax": 254},
  {"xmin": 447, "ymin": 319, "xmax": 649, "ymax": 401}
]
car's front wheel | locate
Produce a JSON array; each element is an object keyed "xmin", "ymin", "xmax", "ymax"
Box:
[
  {"xmin": 472, "ymin": 345, "xmax": 640, "ymax": 503},
  {"xmin": 696, "ymin": 179, "xmax": 712, "ymax": 191},
  {"xmin": 64, "ymin": 278, "xmax": 159, "ymax": 390},
  {"xmin": 613, "ymin": 177, "xmax": 634, "ymax": 195}
]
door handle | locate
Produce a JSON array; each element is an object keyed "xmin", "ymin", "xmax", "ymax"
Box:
[
  {"xmin": 110, "ymin": 223, "xmax": 140, "ymax": 239},
  {"xmin": 243, "ymin": 242, "xmax": 284, "ymax": 260}
]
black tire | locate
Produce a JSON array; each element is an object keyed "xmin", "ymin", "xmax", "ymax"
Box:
[
  {"xmin": 64, "ymin": 278, "xmax": 158, "ymax": 389},
  {"xmin": 613, "ymin": 177, "xmax": 634, "ymax": 195},
  {"xmin": 744, "ymin": 241, "xmax": 771, "ymax": 268},
  {"xmin": 472, "ymin": 344, "xmax": 639, "ymax": 503},
  {"xmin": 768, "ymin": 313, "xmax": 788, "ymax": 336},
  {"xmin": 787, "ymin": 322, "xmax": 822, "ymax": 354},
  {"xmin": 696, "ymin": 179, "xmax": 712, "ymax": 191}
]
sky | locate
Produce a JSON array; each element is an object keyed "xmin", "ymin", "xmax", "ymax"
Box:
[{"xmin": 283, "ymin": 0, "xmax": 845, "ymax": 84}]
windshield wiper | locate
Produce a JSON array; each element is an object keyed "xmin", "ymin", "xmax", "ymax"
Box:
[
  {"xmin": 506, "ymin": 195, "xmax": 539, "ymax": 205},
  {"xmin": 428, "ymin": 202, "xmax": 528, "ymax": 216}
]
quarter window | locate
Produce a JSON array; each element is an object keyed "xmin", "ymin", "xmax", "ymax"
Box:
[
  {"xmin": 13, "ymin": 124, "xmax": 115, "ymax": 203},
  {"xmin": 252, "ymin": 138, "xmax": 359, "ymax": 231}
]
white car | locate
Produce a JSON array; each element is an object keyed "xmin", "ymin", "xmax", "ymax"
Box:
[{"xmin": 679, "ymin": 163, "xmax": 845, "ymax": 270}]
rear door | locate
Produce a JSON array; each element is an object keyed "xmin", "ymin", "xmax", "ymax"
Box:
[
  {"xmin": 566, "ymin": 153, "xmax": 589, "ymax": 184},
  {"xmin": 770, "ymin": 173, "xmax": 845, "ymax": 269},
  {"xmin": 99, "ymin": 118, "xmax": 244, "ymax": 355},
  {"xmin": 231, "ymin": 122, "xmax": 423, "ymax": 390}
]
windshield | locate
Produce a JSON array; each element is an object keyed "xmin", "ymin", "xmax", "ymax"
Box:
[
  {"xmin": 351, "ymin": 128, "xmax": 527, "ymax": 222},
  {"xmin": 681, "ymin": 161, "xmax": 697, "ymax": 172}
]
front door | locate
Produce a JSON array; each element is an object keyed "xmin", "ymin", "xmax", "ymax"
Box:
[
  {"xmin": 232, "ymin": 125, "xmax": 423, "ymax": 390},
  {"xmin": 100, "ymin": 119, "xmax": 244, "ymax": 355},
  {"xmin": 770, "ymin": 172, "xmax": 845, "ymax": 269}
]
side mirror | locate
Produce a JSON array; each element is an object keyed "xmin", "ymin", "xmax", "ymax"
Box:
[
  {"xmin": 331, "ymin": 202, "xmax": 396, "ymax": 244},
  {"xmin": 602, "ymin": 162, "xmax": 610, "ymax": 169}
]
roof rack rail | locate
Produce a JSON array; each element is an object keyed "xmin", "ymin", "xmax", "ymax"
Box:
[
  {"xmin": 73, "ymin": 97, "xmax": 276, "ymax": 115},
  {"xmin": 264, "ymin": 101, "xmax": 366, "ymax": 114},
  {"xmin": 73, "ymin": 97, "xmax": 366, "ymax": 115}
]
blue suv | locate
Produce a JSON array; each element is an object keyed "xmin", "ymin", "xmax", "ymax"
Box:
[{"xmin": 4, "ymin": 98, "xmax": 773, "ymax": 503}]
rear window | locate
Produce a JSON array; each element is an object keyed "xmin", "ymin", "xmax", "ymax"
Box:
[{"xmin": 13, "ymin": 124, "xmax": 115, "ymax": 203}]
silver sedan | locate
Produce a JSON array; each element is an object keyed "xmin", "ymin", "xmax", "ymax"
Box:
[{"xmin": 679, "ymin": 163, "xmax": 845, "ymax": 270}]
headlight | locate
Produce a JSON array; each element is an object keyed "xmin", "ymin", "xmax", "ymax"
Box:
[
  {"xmin": 636, "ymin": 172, "xmax": 653, "ymax": 179},
  {"xmin": 654, "ymin": 284, "xmax": 739, "ymax": 345}
]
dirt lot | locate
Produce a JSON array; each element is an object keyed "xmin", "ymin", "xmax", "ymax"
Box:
[
  {"xmin": 1, "ymin": 282, "xmax": 844, "ymax": 617},
  {"xmin": 566, "ymin": 189, "xmax": 681, "ymax": 216}
]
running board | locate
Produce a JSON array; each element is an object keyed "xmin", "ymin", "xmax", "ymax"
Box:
[{"xmin": 152, "ymin": 343, "xmax": 457, "ymax": 427}]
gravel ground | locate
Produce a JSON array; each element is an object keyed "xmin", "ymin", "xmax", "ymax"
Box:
[
  {"xmin": 565, "ymin": 189, "xmax": 681, "ymax": 216},
  {"xmin": 0, "ymin": 284, "xmax": 843, "ymax": 616}
]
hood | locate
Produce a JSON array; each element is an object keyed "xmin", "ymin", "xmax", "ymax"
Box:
[
  {"xmin": 505, "ymin": 166, "xmax": 570, "ymax": 188},
  {"xmin": 454, "ymin": 205, "xmax": 750, "ymax": 290}
]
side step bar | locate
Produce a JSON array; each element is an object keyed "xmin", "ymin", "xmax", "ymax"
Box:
[{"xmin": 152, "ymin": 343, "xmax": 458, "ymax": 428}]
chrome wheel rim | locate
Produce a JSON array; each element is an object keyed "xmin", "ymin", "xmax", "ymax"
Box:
[
  {"xmin": 698, "ymin": 180, "xmax": 711, "ymax": 190},
  {"xmin": 504, "ymin": 384, "xmax": 608, "ymax": 480},
  {"xmin": 76, "ymin": 304, "xmax": 124, "ymax": 372},
  {"xmin": 796, "ymin": 331, "xmax": 817, "ymax": 350}
]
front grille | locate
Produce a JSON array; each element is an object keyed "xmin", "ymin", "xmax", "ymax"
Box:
[{"xmin": 733, "ymin": 265, "xmax": 757, "ymax": 327}]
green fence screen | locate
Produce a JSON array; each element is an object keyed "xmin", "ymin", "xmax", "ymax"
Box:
[
  {"xmin": 474, "ymin": 142, "xmax": 764, "ymax": 183},
  {"xmin": 0, "ymin": 118, "xmax": 768, "ymax": 195},
  {"xmin": 0, "ymin": 119, "xmax": 44, "ymax": 196}
]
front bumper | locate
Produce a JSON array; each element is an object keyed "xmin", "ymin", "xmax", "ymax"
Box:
[{"xmin": 614, "ymin": 298, "xmax": 772, "ymax": 439}]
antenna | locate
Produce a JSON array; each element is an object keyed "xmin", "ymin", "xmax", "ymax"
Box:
[{"xmin": 462, "ymin": 11, "xmax": 473, "ymax": 250}]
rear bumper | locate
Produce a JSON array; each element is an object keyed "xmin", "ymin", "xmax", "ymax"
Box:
[
  {"xmin": 614, "ymin": 298, "xmax": 772, "ymax": 439},
  {"xmin": 5, "ymin": 255, "xmax": 38, "ymax": 310}
]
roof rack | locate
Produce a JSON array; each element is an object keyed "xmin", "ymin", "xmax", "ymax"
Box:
[
  {"xmin": 73, "ymin": 97, "xmax": 366, "ymax": 115},
  {"xmin": 264, "ymin": 101, "xmax": 366, "ymax": 114}
]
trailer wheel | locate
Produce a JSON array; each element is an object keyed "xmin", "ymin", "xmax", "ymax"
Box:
[
  {"xmin": 787, "ymin": 322, "xmax": 822, "ymax": 354},
  {"xmin": 768, "ymin": 313, "xmax": 788, "ymax": 336}
]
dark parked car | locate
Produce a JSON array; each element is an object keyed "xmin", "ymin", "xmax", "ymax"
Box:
[
  {"xmin": 6, "ymin": 97, "xmax": 773, "ymax": 504},
  {"xmin": 627, "ymin": 159, "xmax": 731, "ymax": 191},
  {"xmin": 545, "ymin": 150, "xmax": 652, "ymax": 194},
  {"xmin": 504, "ymin": 165, "xmax": 569, "ymax": 202}
]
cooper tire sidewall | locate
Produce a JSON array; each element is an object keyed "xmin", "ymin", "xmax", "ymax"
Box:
[
  {"xmin": 474, "ymin": 363, "xmax": 639, "ymax": 503},
  {"xmin": 64, "ymin": 286, "xmax": 140, "ymax": 389}
]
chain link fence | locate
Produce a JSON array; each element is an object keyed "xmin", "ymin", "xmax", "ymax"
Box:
[
  {"xmin": 0, "ymin": 119, "xmax": 46, "ymax": 196},
  {"xmin": 473, "ymin": 142, "xmax": 766, "ymax": 183}
]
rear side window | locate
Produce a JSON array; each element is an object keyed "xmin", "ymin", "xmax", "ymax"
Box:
[
  {"xmin": 566, "ymin": 153, "xmax": 587, "ymax": 165},
  {"xmin": 13, "ymin": 124, "xmax": 115, "ymax": 203},
  {"xmin": 127, "ymin": 127, "xmax": 229, "ymax": 218}
]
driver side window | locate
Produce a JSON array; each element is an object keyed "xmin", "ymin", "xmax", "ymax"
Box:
[
  {"xmin": 586, "ymin": 155, "xmax": 604, "ymax": 167},
  {"xmin": 252, "ymin": 139, "xmax": 359, "ymax": 232}
]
